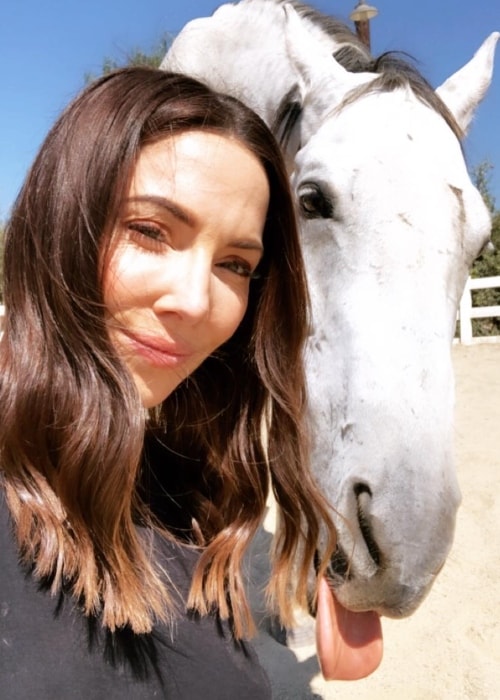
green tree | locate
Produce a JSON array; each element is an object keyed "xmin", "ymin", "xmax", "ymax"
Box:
[
  {"xmin": 472, "ymin": 161, "xmax": 496, "ymax": 213},
  {"xmin": 85, "ymin": 33, "xmax": 173, "ymax": 84},
  {"xmin": 470, "ymin": 162, "xmax": 500, "ymax": 336}
]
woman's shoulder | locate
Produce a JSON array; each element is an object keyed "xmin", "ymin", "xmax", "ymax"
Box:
[
  {"xmin": 0, "ymin": 489, "xmax": 271, "ymax": 700},
  {"xmin": 0, "ymin": 484, "xmax": 19, "ymax": 582}
]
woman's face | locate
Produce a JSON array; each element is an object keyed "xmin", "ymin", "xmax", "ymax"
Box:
[{"xmin": 104, "ymin": 130, "xmax": 269, "ymax": 408}]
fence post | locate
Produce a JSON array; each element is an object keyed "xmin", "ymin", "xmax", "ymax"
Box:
[{"xmin": 459, "ymin": 279, "xmax": 473, "ymax": 344}]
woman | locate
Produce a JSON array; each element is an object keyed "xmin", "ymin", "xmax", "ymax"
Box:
[{"xmin": 0, "ymin": 68, "xmax": 381, "ymax": 698}]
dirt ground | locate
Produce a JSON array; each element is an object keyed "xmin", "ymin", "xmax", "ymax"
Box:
[{"xmin": 252, "ymin": 343, "xmax": 500, "ymax": 700}]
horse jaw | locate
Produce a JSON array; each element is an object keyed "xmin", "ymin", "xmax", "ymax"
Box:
[{"xmin": 436, "ymin": 31, "xmax": 500, "ymax": 133}]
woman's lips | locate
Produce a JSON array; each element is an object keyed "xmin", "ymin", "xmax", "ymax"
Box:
[{"xmin": 119, "ymin": 330, "xmax": 194, "ymax": 368}]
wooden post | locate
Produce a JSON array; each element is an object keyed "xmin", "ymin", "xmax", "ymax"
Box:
[
  {"xmin": 354, "ymin": 19, "xmax": 371, "ymax": 50},
  {"xmin": 459, "ymin": 278, "xmax": 473, "ymax": 344}
]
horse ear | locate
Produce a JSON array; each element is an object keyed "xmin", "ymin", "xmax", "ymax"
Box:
[
  {"xmin": 283, "ymin": 5, "xmax": 375, "ymax": 101},
  {"xmin": 436, "ymin": 32, "xmax": 499, "ymax": 134}
]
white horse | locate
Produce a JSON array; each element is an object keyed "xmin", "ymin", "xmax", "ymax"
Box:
[{"xmin": 162, "ymin": 0, "xmax": 499, "ymax": 619}]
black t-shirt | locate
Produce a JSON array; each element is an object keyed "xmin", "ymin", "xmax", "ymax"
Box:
[{"xmin": 0, "ymin": 491, "xmax": 272, "ymax": 699}]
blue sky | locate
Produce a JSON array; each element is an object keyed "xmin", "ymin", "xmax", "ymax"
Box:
[{"xmin": 1, "ymin": 0, "xmax": 499, "ymax": 220}]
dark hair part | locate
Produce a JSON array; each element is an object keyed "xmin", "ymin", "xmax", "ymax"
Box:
[{"xmin": 0, "ymin": 67, "xmax": 335, "ymax": 635}]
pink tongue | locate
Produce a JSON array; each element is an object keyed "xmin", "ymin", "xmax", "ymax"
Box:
[{"xmin": 315, "ymin": 577, "xmax": 384, "ymax": 680}]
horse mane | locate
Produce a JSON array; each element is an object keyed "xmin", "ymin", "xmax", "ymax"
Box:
[
  {"xmin": 270, "ymin": 0, "xmax": 463, "ymax": 143},
  {"xmin": 283, "ymin": 0, "xmax": 371, "ymax": 68}
]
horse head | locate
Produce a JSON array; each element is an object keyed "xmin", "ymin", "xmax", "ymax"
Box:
[{"xmin": 286, "ymin": 11, "xmax": 498, "ymax": 615}]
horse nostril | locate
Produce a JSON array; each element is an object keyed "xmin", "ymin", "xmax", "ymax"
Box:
[
  {"xmin": 328, "ymin": 546, "xmax": 351, "ymax": 580},
  {"xmin": 354, "ymin": 482, "xmax": 383, "ymax": 568}
]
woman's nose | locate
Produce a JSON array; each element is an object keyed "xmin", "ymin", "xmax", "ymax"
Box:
[{"xmin": 152, "ymin": 251, "xmax": 211, "ymax": 324}]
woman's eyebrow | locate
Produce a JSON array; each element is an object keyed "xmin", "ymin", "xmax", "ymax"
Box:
[
  {"xmin": 126, "ymin": 194, "xmax": 264, "ymax": 254},
  {"xmin": 229, "ymin": 239, "xmax": 264, "ymax": 255},
  {"xmin": 126, "ymin": 195, "xmax": 196, "ymax": 226}
]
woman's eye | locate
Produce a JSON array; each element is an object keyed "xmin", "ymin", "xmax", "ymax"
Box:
[
  {"xmin": 127, "ymin": 222, "xmax": 164, "ymax": 242},
  {"xmin": 218, "ymin": 259, "xmax": 258, "ymax": 279}
]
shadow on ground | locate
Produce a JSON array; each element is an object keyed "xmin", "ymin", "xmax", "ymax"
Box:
[{"xmin": 245, "ymin": 523, "xmax": 322, "ymax": 700}]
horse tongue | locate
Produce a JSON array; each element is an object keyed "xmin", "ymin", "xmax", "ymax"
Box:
[{"xmin": 315, "ymin": 577, "xmax": 383, "ymax": 680}]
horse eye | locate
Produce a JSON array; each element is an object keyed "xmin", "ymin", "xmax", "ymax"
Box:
[{"xmin": 297, "ymin": 182, "xmax": 334, "ymax": 219}]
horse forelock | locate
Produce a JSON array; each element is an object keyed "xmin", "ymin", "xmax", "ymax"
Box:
[
  {"xmin": 336, "ymin": 58, "xmax": 465, "ymax": 143},
  {"xmin": 272, "ymin": 0, "xmax": 369, "ymax": 55},
  {"xmin": 251, "ymin": 0, "xmax": 463, "ymax": 142},
  {"xmin": 273, "ymin": 86, "xmax": 303, "ymax": 150}
]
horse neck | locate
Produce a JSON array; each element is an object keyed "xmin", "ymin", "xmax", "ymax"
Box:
[{"xmin": 165, "ymin": 0, "xmax": 340, "ymax": 128}]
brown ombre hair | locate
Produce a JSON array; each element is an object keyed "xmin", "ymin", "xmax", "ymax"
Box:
[{"xmin": 0, "ymin": 68, "xmax": 335, "ymax": 636}]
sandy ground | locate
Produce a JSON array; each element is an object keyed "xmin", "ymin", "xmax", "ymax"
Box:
[{"xmin": 249, "ymin": 343, "xmax": 500, "ymax": 699}]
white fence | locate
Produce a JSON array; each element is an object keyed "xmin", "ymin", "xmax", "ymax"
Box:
[
  {"xmin": 1, "ymin": 278, "xmax": 500, "ymax": 343},
  {"xmin": 457, "ymin": 275, "xmax": 500, "ymax": 344}
]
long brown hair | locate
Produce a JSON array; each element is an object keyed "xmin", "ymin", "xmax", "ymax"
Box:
[{"xmin": 0, "ymin": 68, "xmax": 335, "ymax": 636}]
